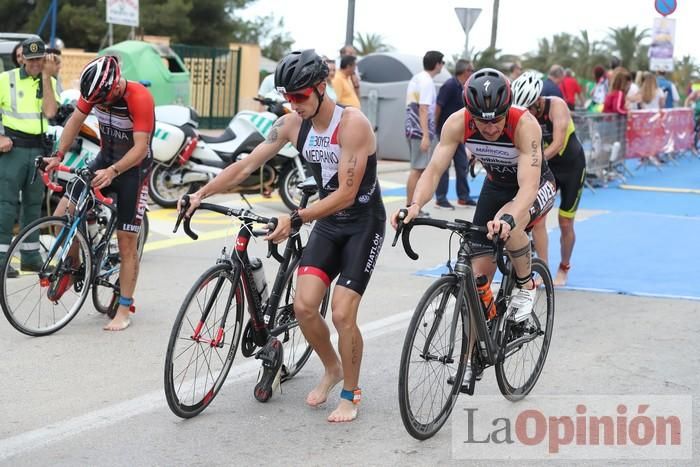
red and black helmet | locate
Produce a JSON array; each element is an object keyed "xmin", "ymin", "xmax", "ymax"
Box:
[
  {"xmin": 79, "ymin": 55, "xmax": 121, "ymax": 104},
  {"xmin": 463, "ymin": 68, "xmax": 512, "ymax": 121}
]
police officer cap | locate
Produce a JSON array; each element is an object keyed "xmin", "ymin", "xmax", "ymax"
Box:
[{"xmin": 22, "ymin": 37, "xmax": 46, "ymax": 60}]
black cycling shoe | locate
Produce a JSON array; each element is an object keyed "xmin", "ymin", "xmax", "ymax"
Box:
[
  {"xmin": 254, "ymin": 337, "xmax": 284, "ymax": 403},
  {"xmin": 447, "ymin": 362, "xmax": 483, "ymax": 394}
]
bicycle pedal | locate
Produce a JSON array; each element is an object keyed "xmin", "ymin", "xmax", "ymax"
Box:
[{"xmin": 253, "ymin": 338, "xmax": 283, "ymax": 403}]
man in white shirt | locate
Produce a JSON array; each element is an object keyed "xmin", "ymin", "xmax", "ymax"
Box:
[{"xmin": 404, "ymin": 50, "xmax": 444, "ymax": 215}]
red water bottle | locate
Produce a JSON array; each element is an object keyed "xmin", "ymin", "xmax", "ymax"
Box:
[{"xmin": 476, "ymin": 275, "xmax": 496, "ymax": 320}]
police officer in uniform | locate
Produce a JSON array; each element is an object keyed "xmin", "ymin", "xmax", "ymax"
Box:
[{"xmin": 0, "ymin": 37, "xmax": 59, "ymax": 277}]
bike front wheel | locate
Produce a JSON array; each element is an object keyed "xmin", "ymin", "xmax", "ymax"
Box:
[
  {"xmin": 164, "ymin": 263, "xmax": 244, "ymax": 418},
  {"xmin": 1, "ymin": 216, "xmax": 93, "ymax": 336},
  {"xmin": 398, "ymin": 275, "xmax": 468, "ymax": 440},
  {"xmin": 495, "ymin": 258, "xmax": 555, "ymax": 401}
]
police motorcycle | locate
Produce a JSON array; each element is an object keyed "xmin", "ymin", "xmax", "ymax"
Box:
[{"xmin": 149, "ymin": 95, "xmax": 310, "ymax": 210}]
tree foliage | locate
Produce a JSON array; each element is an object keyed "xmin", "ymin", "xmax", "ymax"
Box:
[
  {"xmin": 354, "ymin": 32, "xmax": 392, "ymax": 55},
  {"xmin": 1, "ymin": 0, "xmax": 294, "ymax": 55}
]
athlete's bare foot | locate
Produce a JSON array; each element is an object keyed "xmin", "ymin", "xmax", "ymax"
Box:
[
  {"xmin": 554, "ymin": 265, "xmax": 569, "ymax": 287},
  {"xmin": 104, "ymin": 307, "xmax": 131, "ymax": 331},
  {"xmin": 306, "ymin": 369, "xmax": 343, "ymax": 407},
  {"xmin": 328, "ymin": 399, "xmax": 359, "ymax": 422}
]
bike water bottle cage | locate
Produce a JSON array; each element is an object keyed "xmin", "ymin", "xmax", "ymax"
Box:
[{"xmin": 340, "ymin": 388, "xmax": 362, "ymax": 405}]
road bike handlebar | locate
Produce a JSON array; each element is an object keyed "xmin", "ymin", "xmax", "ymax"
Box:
[
  {"xmin": 174, "ymin": 195, "xmax": 284, "ymax": 262},
  {"xmin": 34, "ymin": 157, "xmax": 113, "ymax": 205},
  {"xmin": 392, "ymin": 209, "xmax": 508, "ymax": 275}
]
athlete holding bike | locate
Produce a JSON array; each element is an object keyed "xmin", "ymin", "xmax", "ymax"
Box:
[
  {"xmin": 391, "ymin": 68, "xmax": 556, "ymax": 386},
  {"xmin": 511, "ymin": 71, "xmax": 586, "ymax": 286},
  {"xmin": 45, "ymin": 56, "xmax": 154, "ymax": 331},
  {"xmin": 180, "ymin": 50, "xmax": 385, "ymax": 422}
]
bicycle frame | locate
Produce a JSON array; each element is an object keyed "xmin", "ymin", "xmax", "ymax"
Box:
[
  {"xmin": 179, "ymin": 187, "xmax": 316, "ymax": 348},
  {"xmin": 393, "ymin": 214, "xmax": 542, "ymax": 370},
  {"xmin": 40, "ymin": 169, "xmax": 119, "ymax": 286}
]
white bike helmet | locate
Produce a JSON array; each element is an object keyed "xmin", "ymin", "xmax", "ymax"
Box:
[{"xmin": 511, "ymin": 71, "xmax": 543, "ymax": 108}]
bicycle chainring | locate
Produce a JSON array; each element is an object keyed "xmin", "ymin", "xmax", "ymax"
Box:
[{"xmin": 241, "ymin": 320, "xmax": 257, "ymax": 357}]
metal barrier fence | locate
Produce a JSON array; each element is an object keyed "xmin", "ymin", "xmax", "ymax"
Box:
[
  {"xmin": 572, "ymin": 112, "xmax": 628, "ymax": 186},
  {"xmin": 572, "ymin": 110, "xmax": 698, "ymax": 187}
]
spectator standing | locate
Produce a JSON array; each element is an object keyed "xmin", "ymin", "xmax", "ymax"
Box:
[
  {"xmin": 541, "ymin": 64, "xmax": 564, "ymax": 98},
  {"xmin": 338, "ymin": 45, "xmax": 361, "ymax": 99},
  {"xmin": 559, "ymin": 68, "xmax": 582, "ymax": 110},
  {"xmin": 656, "ymin": 71, "xmax": 680, "ymax": 108},
  {"xmin": 0, "ymin": 38, "xmax": 59, "ymax": 277},
  {"xmin": 322, "ymin": 56, "xmax": 338, "ymax": 101},
  {"xmin": 508, "ymin": 62, "xmax": 522, "ymax": 81},
  {"xmin": 11, "ymin": 42, "xmax": 24, "ymax": 68},
  {"xmin": 434, "ymin": 59, "xmax": 475, "ymax": 209},
  {"xmin": 332, "ymin": 55, "xmax": 361, "ymax": 108},
  {"xmin": 404, "ymin": 50, "xmax": 444, "ymax": 215},
  {"xmin": 603, "ymin": 67, "xmax": 631, "ymax": 114},
  {"xmin": 589, "ymin": 65, "xmax": 608, "ymax": 112},
  {"xmin": 639, "ymin": 72, "xmax": 665, "ymax": 110}
]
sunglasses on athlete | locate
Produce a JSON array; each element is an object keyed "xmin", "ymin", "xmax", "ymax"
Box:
[
  {"xmin": 473, "ymin": 113, "xmax": 506, "ymax": 124},
  {"xmin": 277, "ymin": 86, "xmax": 315, "ymax": 103}
]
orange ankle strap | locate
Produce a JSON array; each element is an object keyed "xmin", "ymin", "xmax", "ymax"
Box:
[{"xmin": 559, "ymin": 262, "xmax": 571, "ymax": 271}]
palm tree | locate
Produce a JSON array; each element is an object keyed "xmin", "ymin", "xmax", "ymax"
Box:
[
  {"xmin": 673, "ymin": 55, "xmax": 699, "ymax": 97},
  {"xmin": 605, "ymin": 26, "xmax": 649, "ymax": 70},
  {"xmin": 572, "ymin": 29, "xmax": 608, "ymax": 81},
  {"xmin": 354, "ymin": 32, "xmax": 391, "ymax": 55},
  {"xmin": 473, "ymin": 47, "xmax": 502, "ymax": 70},
  {"xmin": 522, "ymin": 37, "xmax": 551, "ymax": 73}
]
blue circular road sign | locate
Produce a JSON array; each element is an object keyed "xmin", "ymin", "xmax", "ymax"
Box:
[{"xmin": 655, "ymin": 0, "xmax": 677, "ymax": 16}]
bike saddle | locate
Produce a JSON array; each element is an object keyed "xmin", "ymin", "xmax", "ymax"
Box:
[
  {"xmin": 297, "ymin": 176, "xmax": 318, "ymax": 195},
  {"xmin": 199, "ymin": 127, "xmax": 236, "ymax": 144}
]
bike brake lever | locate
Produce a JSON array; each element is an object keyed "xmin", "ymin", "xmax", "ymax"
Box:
[
  {"xmin": 173, "ymin": 194, "xmax": 189, "ymax": 234},
  {"xmin": 32, "ymin": 157, "xmax": 45, "ymax": 184},
  {"xmin": 391, "ymin": 209, "xmax": 408, "ymax": 247},
  {"xmin": 265, "ymin": 218, "xmax": 284, "ymax": 262}
]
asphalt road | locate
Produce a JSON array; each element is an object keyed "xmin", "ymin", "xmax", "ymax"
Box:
[{"xmin": 1, "ymin": 167, "xmax": 698, "ymax": 466}]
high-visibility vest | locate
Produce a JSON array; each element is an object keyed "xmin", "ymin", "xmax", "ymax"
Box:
[{"xmin": 0, "ymin": 68, "xmax": 58, "ymax": 135}]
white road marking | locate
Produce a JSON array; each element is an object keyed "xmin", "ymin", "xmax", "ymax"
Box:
[{"xmin": 0, "ymin": 309, "xmax": 414, "ymax": 461}]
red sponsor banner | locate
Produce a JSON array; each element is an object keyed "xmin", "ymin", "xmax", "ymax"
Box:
[{"xmin": 625, "ymin": 108, "xmax": 694, "ymax": 158}]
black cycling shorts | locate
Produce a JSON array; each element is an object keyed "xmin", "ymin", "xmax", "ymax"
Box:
[
  {"xmin": 471, "ymin": 172, "xmax": 557, "ymax": 250},
  {"xmin": 546, "ymin": 136, "xmax": 586, "ymax": 219},
  {"xmin": 298, "ymin": 215, "xmax": 385, "ymax": 296},
  {"xmin": 65, "ymin": 154, "xmax": 150, "ymax": 233}
]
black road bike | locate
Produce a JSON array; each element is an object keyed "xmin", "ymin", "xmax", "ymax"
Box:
[
  {"xmin": 0, "ymin": 159, "xmax": 148, "ymax": 336},
  {"xmin": 163, "ymin": 180, "xmax": 329, "ymax": 418},
  {"xmin": 393, "ymin": 213, "xmax": 555, "ymax": 440}
]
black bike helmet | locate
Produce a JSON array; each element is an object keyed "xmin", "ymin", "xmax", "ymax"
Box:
[
  {"xmin": 80, "ymin": 55, "xmax": 121, "ymax": 104},
  {"xmin": 274, "ymin": 49, "xmax": 328, "ymax": 93},
  {"xmin": 463, "ymin": 68, "xmax": 512, "ymax": 120}
]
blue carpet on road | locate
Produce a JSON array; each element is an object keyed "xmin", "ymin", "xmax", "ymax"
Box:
[{"xmin": 390, "ymin": 155, "xmax": 700, "ymax": 300}]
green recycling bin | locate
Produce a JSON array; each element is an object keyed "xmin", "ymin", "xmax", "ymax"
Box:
[{"xmin": 100, "ymin": 40, "xmax": 190, "ymax": 105}]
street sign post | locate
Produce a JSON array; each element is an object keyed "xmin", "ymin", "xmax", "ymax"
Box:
[{"xmin": 454, "ymin": 7, "xmax": 482, "ymax": 59}]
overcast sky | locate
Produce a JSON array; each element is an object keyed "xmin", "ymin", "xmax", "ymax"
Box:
[{"xmin": 239, "ymin": 0, "xmax": 698, "ymax": 64}]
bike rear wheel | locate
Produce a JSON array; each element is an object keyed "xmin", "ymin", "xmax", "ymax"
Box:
[
  {"xmin": 0, "ymin": 216, "xmax": 92, "ymax": 336},
  {"xmin": 91, "ymin": 213, "xmax": 148, "ymax": 316},
  {"xmin": 164, "ymin": 263, "xmax": 244, "ymax": 418},
  {"xmin": 272, "ymin": 256, "xmax": 330, "ymax": 382},
  {"xmin": 398, "ymin": 275, "xmax": 468, "ymax": 440},
  {"xmin": 495, "ymin": 258, "xmax": 555, "ymax": 401}
]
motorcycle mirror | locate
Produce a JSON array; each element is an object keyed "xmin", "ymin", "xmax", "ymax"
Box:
[{"xmin": 139, "ymin": 80, "xmax": 152, "ymax": 88}]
